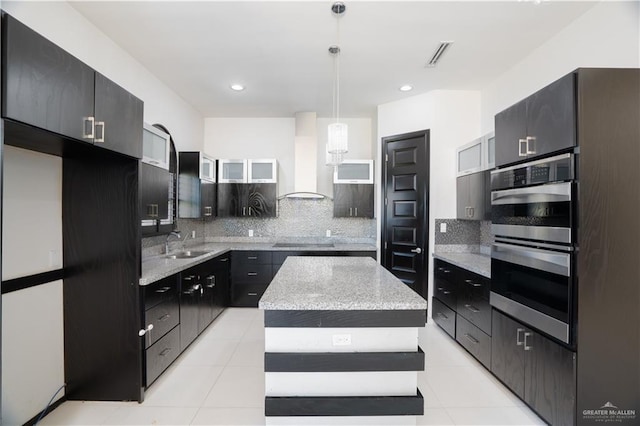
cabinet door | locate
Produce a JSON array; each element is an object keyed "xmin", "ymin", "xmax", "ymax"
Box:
[
  {"xmin": 199, "ymin": 274, "xmax": 215, "ymax": 333},
  {"xmin": 495, "ymin": 99, "xmax": 527, "ymax": 167},
  {"xmin": 456, "ymin": 176, "xmax": 470, "ymax": 219},
  {"xmin": 179, "ymin": 274, "xmax": 200, "ymax": 351},
  {"xmin": 352, "ymin": 184, "xmax": 374, "ymax": 218},
  {"xmin": 201, "ymin": 181, "xmax": 216, "ymax": 220},
  {"xmin": 213, "ymin": 255, "xmax": 230, "ymax": 316},
  {"xmin": 3, "ymin": 13, "xmax": 95, "ymax": 142},
  {"xmin": 467, "ymin": 172, "xmax": 485, "ymax": 220},
  {"xmin": 94, "ymin": 73, "xmax": 143, "ymax": 158},
  {"xmin": 248, "ymin": 183, "xmax": 276, "ymax": 218},
  {"xmin": 525, "ymin": 73, "xmax": 576, "ymax": 160},
  {"xmin": 491, "ymin": 310, "xmax": 525, "ymax": 399},
  {"xmin": 217, "ymin": 183, "xmax": 243, "ymax": 217},
  {"xmin": 524, "ymin": 331, "xmax": 576, "ymax": 426},
  {"xmin": 333, "ymin": 184, "xmax": 351, "ymax": 217},
  {"xmin": 139, "ymin": 163, "xmax": 170, "ymax": 221}
]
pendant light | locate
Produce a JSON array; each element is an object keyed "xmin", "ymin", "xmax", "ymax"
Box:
[{"xmin": 326, "ymin": 2, "xmax": 348, "ymax": 166}]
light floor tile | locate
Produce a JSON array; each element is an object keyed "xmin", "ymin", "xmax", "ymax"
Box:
[
  {"xmin": 203, "ymin": 366, "xmax": 265, "ymax": 408},
  {"xmin": 200, "ymin": 318, "xmax": 254, "ymax": 340},
  {"xmin": 445, "ymin": 406, "xmax": 546, "ymax": 425},
  {"xmin": 417, "ymin": 379, "xmax": 444, "ymax": 408},
  {"xmin": 102, "ymin": 406, "xmax": 198, "ymax": 425},
  {"xmin": 142, "ymin": 364, "xmax": 224, "ymax": 407},
  {"xmin": 416, "ymin": 408, "xmax": 455, "ymax": 425},
  {"xmin": 191, "ymin": 407, "xmax": 266, "ymax": 425},
  {"xmin": 228, "ymin": 339, "xmax": 266, "ymax": 367},
  {"xmin": 179, "ymin": 337, "xmax": 240, "ymax": 366},
  {"xmin": 38, "ymin": 401, "xmax": 130, "ymax": 425}
]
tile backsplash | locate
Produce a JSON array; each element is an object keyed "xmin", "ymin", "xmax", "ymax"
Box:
[{"xmin": 434, "ymin": 219, "xmax": 492, "ymax": 255}]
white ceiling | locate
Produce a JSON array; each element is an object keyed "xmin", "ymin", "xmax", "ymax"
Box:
[{"xmin": 70, "ymin": 1, "xmax": 598, "ymax": 118}]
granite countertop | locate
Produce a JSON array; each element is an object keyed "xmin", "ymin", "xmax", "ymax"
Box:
[
  {"xmin": 259, "ymin": 257, "xmax": 427, "ymax": 311},
  {"xmin": 140, "ymin": 242, "xmax": 378, "ymax": 286},
  {"xmin": 432, "ymin": 252, "xmax": 491, "ymax": 278}
]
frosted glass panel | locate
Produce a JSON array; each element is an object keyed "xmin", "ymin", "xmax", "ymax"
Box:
[
  {"xmin": 252, "ymin": 163, "xmax": 274, "ymax": 180},
  {"xmin": 458, "ymin": 144, "xmax": 481, "ymax": 172},
  {"xmin": 223, "ymin": 163, "xmax": 244, "ymax": 180},
  {"xmin": 143, "ymin": 129, "xmax": 168, "ymax": 164},
  {"xmin": 337, "ymin": 163, "xmax": 370, "ymax": 180},
  {"xmin": 487, "ymin": 136, "xmax": 495, "ymax": 166},
  {"xmin": 201, "ymin": 158, "xmax": 215, "ymax": 181}
]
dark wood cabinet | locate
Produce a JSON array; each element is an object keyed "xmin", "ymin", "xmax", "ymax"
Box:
[
  {"xmin": 217, "ymin": 183, "xmax": 277, "ymax": 218},
  {"xmin": 139, "ymin": 163, "xmax": 170, "ymax": 223},
  {"xmin": 456, "ymin": 172, "xmax": 487, "ymax": 220},
  {"xmin": 333, "ymin": 184, "xmax": 374, "ymax": 218},
  {"xmin": 491, "ymin": 310, "xmax": 575, "ymax": 425},
  {"xmin": 179, "ymin": 273, "xmax": 200, "ymax": 351},
  {"xmin": 231, "ymin": 251, "xmax": 273, "ymax": 307},
  {"xmin": 495, "ymin": 73, "xmax": 576, "ymax": 167},
  {"xmin": 2, "ymin": 13, "xmax": 143, "ymax": 158},
  {"xmin": 93, "ymin": 73, "xmax": 143, "ymax": 158},
  {"xmin": 178, "ymin": 152, "xmax": 217, "ymax": 220}
]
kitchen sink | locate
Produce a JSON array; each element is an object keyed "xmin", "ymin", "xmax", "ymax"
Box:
[
  {"xmin": 165, "ymin": 250, "xmax": 210, "ymax": 259},
  {"xmin": 272, "ymin": 243, "xmax": 335, "ymax": 248}
]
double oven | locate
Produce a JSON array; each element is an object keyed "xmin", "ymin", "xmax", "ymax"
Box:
[{"xmin": 490, "ymin": 153, "xmax": 576, "ymax": 346}]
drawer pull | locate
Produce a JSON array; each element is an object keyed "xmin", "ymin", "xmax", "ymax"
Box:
[
  {"xmin": 464, "ymin": 333, "xmax": 479, "ymax": 345},
  {"xmin": 219, "ymin": 258, "xmax": 229, "ymax": 262},
  {"xmin": 158, "ymin": 314, "xmax": 171, "ymax": 321},
  {"xmin": 247, "ymin": 272, "xmax": 258, "ymax": 276},
  {"xmin": 159, "ymin": 347, "xmax": 173, "ymax": 357},
  {"xmin": 464, "ymin": 304, "xmax": 480, "ymax": 313},
  {"xmin": 155, "ymin": 287, "xmax": 171, "ymax": 294},
  {"xmin": 436, "ymin": 312, "xmax": 449, "ymax": 320},
  {"xmin": 437, "ymin": 287, "xmax": 451, "ymax": 294},
  {"xmin": 442, "ymin": 290, "xmax": 451, "ymax": 295},
  {"xmin": 247, "ymin": 292, "xmax": 258, "ymax": 296},
  {"xmin": 524, "ymin": 332, "xmax": 533, "ymax": 351},
  {"xmin": 465, "ymin": 280, "xmax": 482, "ymax": 287},
  {"xmin": 247, "ymin": 256, "xmax": 258, "ymax": 260},
  {"xmin": 516, "ymin": 328, "xmax": 525, "ymax": 346},
  {"xmin": 206, "ymin": 283, "xmax": 216, "ymax": 288}
]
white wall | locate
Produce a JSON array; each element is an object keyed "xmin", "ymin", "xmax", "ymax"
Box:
[
  {"xmin": 2, "ymin": 147, "xmax": 64, "ymax": 426},
  {"xmin": 481, "ymin": 0, "xmax": 640, "ymax": 132},
  {"xmin": 3, "ymin": 1, "xmax": 204, "ymax": 150},
  {"xmin": 203, "ymin": 117, "xmax": 374, "ymax": 197},
  {"xmin": 377, "ymin": 90, "xmax": 481, "ymax": 315}
]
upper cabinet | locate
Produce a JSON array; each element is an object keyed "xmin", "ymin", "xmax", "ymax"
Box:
[
  {"xmin": 218, "ymin": 159, "xmax": 246, "ymax": 183},
  {"xmin": 334, "ymin": 160, "xmax": 374, "ymax": 184},
  {"xmin": 333, "ymin": 160, "xmax": 374, "ymax": 218},
  {"xmin": 178, "ymin": 152, "xmax": 217, "ymax": 220},
  {"xmin": 142, "ymin": 123, "xmax": 171, "ymax": 170},
  {"xmin": 218, "ymin": 159, "xmax": 277, "ymax": 183},
  {"xmin": 217, "ymin": 159, "xmax": 278, "ymax": 218},
  {"xmin": 456, "ymin": 132, "xmax": 495, "ymax": 176},
  {"xmin": 1, "ymin": 13, "xmax": 142, "ymax": 158},
  {"xmin": 495, "ymin": 73, "xmax": 576, "ymax": 167}
]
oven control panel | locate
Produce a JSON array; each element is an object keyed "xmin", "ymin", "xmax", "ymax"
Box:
[{"xmin": 491, "ymin": 153, "xmax": 574, "ymax": 190}]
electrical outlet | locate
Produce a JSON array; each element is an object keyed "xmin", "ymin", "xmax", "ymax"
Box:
[
  {"xmin": 326, "ymin": 229, "xmax": 331, "ymax": 237},
  {"xmin": 440, "ymin": 223, "xmax": 447, "ymax": 233},
  {"xmin": 191, "ymin": 230, "xmax": 196, "ymax": 238},
  {"xmin": 248, "ymin": 229, "xmax": 254, "ymax": 237},
  {"xmin": 332, "ymin": 334, "xmax": 352, "ymax": 346}
]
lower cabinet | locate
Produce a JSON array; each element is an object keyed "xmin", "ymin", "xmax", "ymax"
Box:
[
  {"xmin": 456, "ymin": 315, "xmax": 491, "ymax": 369},
  {"xmin": 431, "ymin": 297, "xmax": 455, "ymax": 338},
  {"xmin": 491, "ymin": 310, "xmax": 576, "ymax": 426}
]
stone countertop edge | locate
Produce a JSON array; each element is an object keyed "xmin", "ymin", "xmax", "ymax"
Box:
[
  {"xmin": 259, "ymin": 257, "xmax": 427, "ymax": 311},
  {"xmin": 140, "ymin": 242, "xmax": 378, "ymax": 286},
  {"xmin": 432, "ymin": 252, "xmax": 491, "ymax": 278}
]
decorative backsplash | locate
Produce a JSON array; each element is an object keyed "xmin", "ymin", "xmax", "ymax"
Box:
[{"xmin": 434, "ymin": 218, "xmax": 493, "ymax": 254}]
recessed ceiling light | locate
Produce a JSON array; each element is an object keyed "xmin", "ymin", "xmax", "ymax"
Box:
[
  {"xmin": 230, "ymin": 84, "xmax": 245, "ymax": 91},
  {"xmin": 399, "ymin": 85, "xmax": 413, "ymax": 92}
]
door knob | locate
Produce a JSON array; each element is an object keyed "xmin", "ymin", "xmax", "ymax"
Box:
[{"xmin": 411, "ymin": 247, "xmax": 422, "ymax": 254}]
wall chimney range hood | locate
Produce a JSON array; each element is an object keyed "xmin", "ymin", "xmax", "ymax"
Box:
[{"xmin": 285, "ymin": 112, "xmax": 327, "ymax": 200}]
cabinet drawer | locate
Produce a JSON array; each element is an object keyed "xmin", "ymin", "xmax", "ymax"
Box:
[
  {"xmin": 145, "ymin": 297, "xmax": 179, "ymax": 348},
  {"xmin": 457, "ymin": 294, "xmax": 491, "ymax": 336},
  {"xmin": 434, "ymin": 259, "xmax": 456, "ymax": 281},
  {"xmin": 434, "ymin": 276, "xmax": 457, "ymax": 310},
  {"xmin": 432, "ymin": 297, "xmax": 456, "ymax": 338},
  {"xmin": 456, "ymin": 315, "xmax": 491, "ymax": 369},
  {"xmin": 146, "ymin": 325, "xmax": 180, "ymax": 386},
  {"xmin": 143, "ymin": 275, "xmax": 179, "ymax": 311},
  {"xmin": 458, "ymin": 270, "xmax": 490, "ymax": 300},
  {"xmin": 231, "ymin": 264, "xmax": 273, "ymax": 284},
  {"xmin": 231, "ymin": 283, "xmax": 269, "ymax": 307},
  {"xmin": 232, "ymin": 251, "xmax": 272, "ymax": 265}
]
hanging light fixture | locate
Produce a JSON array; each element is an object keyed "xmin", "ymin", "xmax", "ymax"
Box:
[{"xmin": 326, "ymin": 1, "xmax": 348, "ymax": 166}]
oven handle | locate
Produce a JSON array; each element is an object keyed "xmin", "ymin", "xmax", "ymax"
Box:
[
  {"xmin": 492, "ymin": 242, "xmax": 571, "ymax": 277},
  {"xmin": 491, "ymin": 182, "xmax": 572, "ymax": 206}
]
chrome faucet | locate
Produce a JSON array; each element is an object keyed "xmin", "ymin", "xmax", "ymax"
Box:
[{"xmin": 165, "ymin": 230, "xmax": 182, "ymax": 254}]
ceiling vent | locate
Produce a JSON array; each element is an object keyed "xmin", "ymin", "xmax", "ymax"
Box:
[{"xmin": 426, "ymin": 41, "xmax": 453, "ymax": 67}]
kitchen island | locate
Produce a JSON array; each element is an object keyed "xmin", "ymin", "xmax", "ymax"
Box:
[{"xmin": 259, "ymin": 256, "xmax": 427, "ymax": 425}]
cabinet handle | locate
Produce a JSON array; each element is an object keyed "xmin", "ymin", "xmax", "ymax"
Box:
[
  {"xmin": 247, "ymin": 272, "xmax": 258, "ymax": 276},
  {"xmin": 438, "ymin": 268, "xmax": 451, "ymax": 274},
  {"xmin": 138, "ymin": 323, "xmax": 154, "ymax": 337},
  {"xmin": 524, "ymin": 332, "xmax": 533, "ymax": 351},
  {"xmin": 349, "ymin": 207, "xmax": 353, "ymax": 216},
  {"xmin": 526, "ymin": 136, "xmax": 536, "ymax": 155},
  {"xmin": 518, "ymin": 138, "xmax": 528, "ymax": 157},
  {"xmin": 83, "ymin": 116, "xmax": 95, "ymax": 139},
  {"xmin": 206, "ymin": 283, "xmax": 216, "ymax": 288},
  {"xmin": 247, "ymin": 256, "xmax": 258, "ymax": 260},
  {"xmin": 436, "ymin": 312, "xmax": 449, "ymax": 320},
  {"xmin": 516, "ymin": 328, "xmax": 525, "ymax": 346},
  {"xmin": 159, "ymin": 347, "xmax": 173, "ymax": 357},
  {"xmin": 465, "ymin": 280, "xmax": 482, "ymax": 287},
  {"xmin": 441, "ymin": 290, "xmax": 451, "ymax": 295},
  {"xmin": 243, "ymin": 207, "xmax": 247, "ymax": 216},
  {"xmin": 464, "ymin": 333, "xmax": 479, "ymax": 345},
  {"xmin": 248, "ymin": 207, "xmax": 252, "ymax": 216},
  {"xmin": 94, "ymin": 121, "xmax": 105, "ymax": 143},
  {"xmin": 155, "ymin": 287, "xmax": 171, "ymax": 294},
  {"xmin": 219, "ymin": 258, "xmax": 229, "ymax": 262},
  {"xmin": 248, "ymin": 292, "xmax": 258, "ymax": 296},
  {"xmin": 355, "ymin": 207, "xmax": 358, "ymax": 216},
  {"xmin": 204, "ymin": 206, "xmax": 212, "ymax": 216},
  {"xmin": 158, "ymin": 314, "xmax": 171, "ymax": 321},
  {"xmin": 464, "ymin": 304, "xmax": 480, "ymax": 313},
  {"xmin": 469, "ymin": 207, "xmax": 474, "ymax": 218}
]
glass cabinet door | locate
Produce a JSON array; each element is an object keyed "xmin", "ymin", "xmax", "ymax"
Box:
[
  {"xmin": 218, "ymin": 159, "xmax": 247, "ymax": 183},
  {"xmin": 334, "ymin": 160, "xmax": 374, "ymax": 184},
  {"xmin": 142, "ymin": 123, "xmax": 170, "ymax": 170},
  {"xmin": 201, "ymin": 155, "xmax": 216, "ymax": 182},
  {"xmin": 248, "ymin": 159, "xmax": 277, "ymax": 183},
  {"xmin": 457, "ymin": 138, "xmax": 483, "ymax": 176}
]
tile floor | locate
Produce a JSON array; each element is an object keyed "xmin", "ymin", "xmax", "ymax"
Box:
[{"xmin": 39, "ymin": 308, "xmax": 545, "ymax": 425}]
